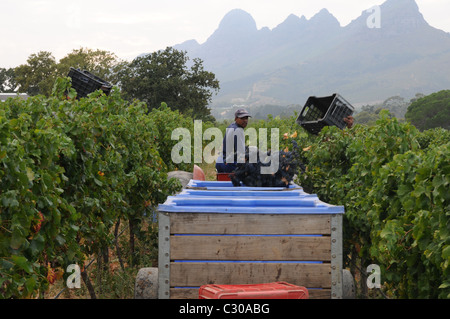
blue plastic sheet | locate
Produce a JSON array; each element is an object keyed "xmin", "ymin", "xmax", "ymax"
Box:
[{"xmin": 158, "ymin": 180, "xmax": 345, "ymax": 215}]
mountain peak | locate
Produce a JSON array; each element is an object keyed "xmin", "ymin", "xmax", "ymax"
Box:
[
  {"xmin": 379, "ymin": 0, "xmax": 428, "ymax": 34},
  {"xmin": 309, "ymin": 8, "xmax": 341, "ymax": 28},
  {"xmin": 346, "ymin": 0, "xmax": 428, "ymax": 35},
  {"xmin": 285, "ymin": 13, "xmax": 303, "ymax": 23},
  {"xmin": 205, "ymin": 9, "xmax": 258, "ymax": 45},
  {"xmin": 313, "ymin": 8, "xmax": 333, "ymax": 18},
  {"xmin": 383, "ymin": 0, "xmax": 420, "ymax": 9},
  {"xmin": 217, "ymin": 9, "xmax": 257, "ymax": 33},
  {"xmin": 273, "ymin": 14, "xmax": 306, "ymax": 32},
  {"xmin": 381, "ymin": 0, "xmax": 426, "ymax": 21}
]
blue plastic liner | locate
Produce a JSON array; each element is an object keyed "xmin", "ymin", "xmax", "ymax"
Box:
[{"xmin": 158, "ymin": 180, "xmax": 345, "ymax": 215}]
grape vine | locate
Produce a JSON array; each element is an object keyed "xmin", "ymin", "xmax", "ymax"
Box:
[{"xmin": 0, "ymin": 78, "xmax": 185, "ymax": 298}]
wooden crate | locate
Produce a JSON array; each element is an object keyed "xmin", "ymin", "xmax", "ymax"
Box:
[
  {"xmin": 157, "ymin": 181, "xmax": 344, "ymax": 299},
  {"xmin": 158, "ymin": 213, "xmax": 343, "ymax": 299}
]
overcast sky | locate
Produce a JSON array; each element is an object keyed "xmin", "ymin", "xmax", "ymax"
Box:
[{"xmin": 1, "ymin": 0, "xmax": 449, "ymax": 68}]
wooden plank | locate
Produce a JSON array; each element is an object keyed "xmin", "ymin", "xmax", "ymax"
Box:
[
  {"xmin": 170, "ymin": 288, "xmax": 331, "ymax": 299},
  {"xmin": 169, "ymin": 213, "xmax": 331, "ymax": 235},
  {"xmin": 308, "ymin": 289, "xmax": 332, "ymax": 299},
  {"xmin": 170, "ymin": 288, "xmax": 197, "ymax": 299},
  {"xmin": 170, "ymin": 235, "xmax": 331, "ymax": 261},
  {"xmin": 170, "ymin": 262, "xmax": 331, "ymax": 288}
]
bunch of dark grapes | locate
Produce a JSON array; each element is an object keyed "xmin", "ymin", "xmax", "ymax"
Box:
[{"xmin": 231, "ymin": 140, "xmax": 305, "ymax": 187}]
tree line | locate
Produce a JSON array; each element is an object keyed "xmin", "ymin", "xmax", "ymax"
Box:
[
  {"xmin": 2, "ymin": 46, "xmax": 448, "ymax": 129},
  {"xmin": 349, "ymin": 92, "xmax": 449, "ymax": 131},
  {"xmin": 0, "ymin": 47, "xmax": 219, "ymax": 122}
]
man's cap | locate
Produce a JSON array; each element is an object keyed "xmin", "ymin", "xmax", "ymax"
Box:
[{"xmin": 235, "ymin": 108, "xmax": 251, "ymax": 118}]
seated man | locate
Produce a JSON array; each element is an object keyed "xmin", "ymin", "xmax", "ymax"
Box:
[{"xmin": 216, "ymin": 109, "xmax": 251, "ymax": 173}]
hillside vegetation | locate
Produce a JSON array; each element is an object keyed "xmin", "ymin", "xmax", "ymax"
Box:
[{"xmin": 0, "ymin": 79, "xmax": 448, "ymax": 299}]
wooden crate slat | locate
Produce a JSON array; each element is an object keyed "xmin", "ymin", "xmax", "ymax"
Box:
[
  {"xmin": 170, "ymin": 235, "xmax": 331, "ymax": 261},
  {"xmin": 170, "ymin": 262, "xmax": 331, "ymax": 288},
  {"xmin": 169, "ymin": 213, "xmax": 331, "ymax": 235}
]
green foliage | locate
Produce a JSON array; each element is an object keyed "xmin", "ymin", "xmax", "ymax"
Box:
[
  {"xmin": 354, "ymin": 95, "xmax": 418, "ymax": 126},
  {"xmin": 12, "ymin": 49, "xmax": 123, "ymax": 97},
  {"xmin": 14, "ymin": 51, "xmax": 58, "ymax": 96},
  {"xmin": 297, "ymin": 111, "xmax": 449, "ymax": 298},
  {"xmin": 2, "ymin": 70, "xmax": 448, "ymax": 298},
  {"xmin": 147, "ymin": 102, "xmax": 195, "ymax": 172},
  {"xmin": 119, "ymin": 47, "xmax": 219, "ymax": 121},
  {"xmin": 56, "ymin": 48, "xmax": 124, "ymax": 85},
  {"xmin": 405, "ymin": 90, "xmax": 450, "ymax": 130},
  {"xmin": 0, "ymin": 68, "xmax": 17, "ymax": 93},
  {"xmin": 0, "ymin": 77, "xmax": 182, "ymax": 298},
  {"xmin": 6, "ymin": 47, "xmax": 220, "ymax": 124}
]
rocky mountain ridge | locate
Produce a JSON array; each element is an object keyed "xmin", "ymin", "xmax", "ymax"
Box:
[{"xmin": 171, "ymin": 0, "xmax": 450, "ymax": 110}]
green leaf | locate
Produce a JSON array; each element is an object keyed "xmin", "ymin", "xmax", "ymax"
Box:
[
  {"xmin": 18, "ymin": 172, "xmax": 29, "ymax": 187},
  {"xmin": 55, "ymin": 235, "xmax": 66, "ymax": 246},
  {"xmin": 397, "ymin": 184, "xmax": 412, "ymax": 199},
  {"xmin": 25, "ymin": 276, "xmax": 37, "ymax": 294},
  {"xmin": 442, "ymin": 245, "xmax": 450, "ymax": 259},
  {"xmin": 29, "ymin": 234, "xmax": 45, "ymax": 256},
  {"xmin": 26, "ymin": 167, "xmax": 35, "ymax": 182},
  {"xmin": 0, "ymin": 258, "xmax": 14, "ymax": 270},
  {"xmin": 11, "ymin": 255, "xmax": 33, "ymax": 274},
  {"xmin": 2, "ymin": 193, "xmax": 19, "ymax": 208},
  {"xmin": 67, "ymin": 88, "xmax": 77, "ymax": 100},
  {"xmin": 42, "ymin": 172, "xmax": 53, "ymax": 188},
  {"xmin": 94, "ymin": 178, "xmax": 103, "ymax": 186},
  {"xmin": 403, "ymin": 198, "xmax": 415, "ymax": 211},
  {"xmin": 439, "ymin": 281, "xmax": 450, "ymax": 289},
  {"xmin": 10, "ymin": 228, "xmax": 26, "ymax": 250}
]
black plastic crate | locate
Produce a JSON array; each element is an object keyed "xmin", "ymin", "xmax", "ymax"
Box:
[
  {"xmin": 296, "ymin": 93, "xmax": 354, "ymax": 135},
  {"xmin": 67, "ymin": 67, "xmax": 112, "ymax": 98}
]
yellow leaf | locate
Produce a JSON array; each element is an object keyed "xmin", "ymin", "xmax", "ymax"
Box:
[{"xmin": 55, "ymin": 267, "xmax": 64, "ymax": 280}]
